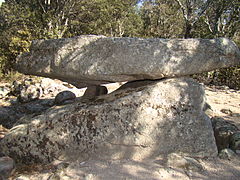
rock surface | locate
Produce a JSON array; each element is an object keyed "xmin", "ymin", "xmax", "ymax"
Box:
[
  {"xmin": 218, "ymin": 148, "xmax": 236, "ymax": 160},
  {"xmin": 0, "ymin": 78, "xmax": 217, "ymax": 164},
  {"xmin": 0, "ymin": 86, "xmax": 10, "ymax": 99},
  {"xmin": 16, "ymin": 35, "xmax": 240, "ymax": 88},
  {"xmin": 0, "ymin": 78, "xmax": 86, "ymax": 129},
  {"xmin": 1, "ymin": 79, "xmax": 239, "ymax": 180},
  {"xmin": 229, "ymin": 132, "xmax": 240, "ymax": 151},
  {"xmin": 211, "ymin": 116, "xmax": 239, "ymax": 151},
  {"xmin": 0, "ymin": 156, "xmax": 15, "ymax": 180},
  {"xmin": 54, "ymin": 90, "xmax": 76, "ymax": 105},
  {"xmin": 167, "ymin": 153, "xmax": 203, "ymax": 171},
  {"xmin": 82, "ymin": 85, "xmax": 108, "ymax": 99},
  {"xmin": 18, "ymin": 84, "xmax": 42, "ymax": 103}
]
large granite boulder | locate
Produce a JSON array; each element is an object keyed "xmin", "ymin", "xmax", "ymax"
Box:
[
  {"xmin": 0, "ymin": 78, "xmax": 217, "ymax": 164},
  {"xmin": 16, "ymin": 35, "xmax": 240, "ymax": 88}
]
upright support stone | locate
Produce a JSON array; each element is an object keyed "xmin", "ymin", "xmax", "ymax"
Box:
[
  {"xmin": 0, "ymin": 78, "xmax": 218, "ymax": 164},
  {"xmin": 82, "ymin": 85, "xmax": 108, "ymax": 99}
]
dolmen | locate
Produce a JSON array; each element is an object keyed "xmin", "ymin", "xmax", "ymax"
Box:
[{"xmin": 1, "ymin": 35, "xmax": 240, "ymax": 164}]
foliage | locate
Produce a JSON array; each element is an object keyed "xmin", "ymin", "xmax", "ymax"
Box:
[
  {"xmin": 140, "ymin": 0, "xmax": 184, "ymax": 38},
  {"xmin": 193, "ymin": 66, "xmax": 240, "ymax": 90},
  {"xmin": 68, "ymin": 0, "xmax": 142, "ymax": 37},
  {"xmin": 0, "ymin": 1, "xmax": 34, "ymax": 74},
  {"xmin": 0, "ymin": 0, "xmax": 142, "ymax": 75},
  {"xmin": 188, "ymin": 0, "xmax": 240, "ymax": 89}
]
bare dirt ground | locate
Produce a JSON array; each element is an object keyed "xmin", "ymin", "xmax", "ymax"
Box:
[
  {"xmin": 205, "ymin": 85, "xmax": 240, "ymax": 128},
  {"xmin": 5, "ymin": 84, "xmax": 240, "ymax": 180}
]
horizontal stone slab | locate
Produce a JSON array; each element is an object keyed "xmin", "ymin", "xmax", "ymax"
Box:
[{"xmin": 16, "ymin": 35, "xmax": 240, "ymax": 88}]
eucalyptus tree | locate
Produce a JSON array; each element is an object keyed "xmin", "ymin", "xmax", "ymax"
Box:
[
  {"xmin": 174, "ymin": 0, "xmax": 214, "ymax": 38},
  {"xmin": 0, "ymin": 0, "xmax": 82, "ymax": 73},
  {"xmin": 140, "ymin": 0, "xmax": 184, "ymax": 38},
  {"xmin": 3, "ymin": 0, "xmax": 78, "ymax": 39},
  {"xmin": 0, "ymin": 0, "xmax": 143, "ymax": 73},
  {"xmin": 204, "ymin": 0, "xmax": 240, "ymax": 38},
  {"xmin": 69, "ymin": 0, "xmax": 142, "ymax": 37}
]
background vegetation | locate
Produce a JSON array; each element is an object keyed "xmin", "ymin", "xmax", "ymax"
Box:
[{"xmin": 0, "ymin": 0, "xmax": 239, "ymax": 88}]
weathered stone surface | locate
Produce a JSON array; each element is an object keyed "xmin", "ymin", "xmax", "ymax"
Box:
[
  {"xmin": 230, "ymin": 132, "xmax": 240, "ymax": 151},
  {"xmin": 116, "ymin": 80, "xmax": 156, "ymax": 91},
  {"xmin": 218, "ymin": 148, "xmax": 236, "ymax": 160},
  {"xmin": 54, "ymin": 91, "xmax": 76, "ymax": 105},
  {"xmin": 0, "ymin": 78, "xmax": 86, "ymax": 129},
  {"xmin": 18, "ymin": 84, "xmax": 42, "ymax": 103},
  {"xmin": 16, "ymin": 35, "xmax": 240, "ymax": 88},
  {"xmin": 39, "ymin": 78, "xmax": 82, "ymax": 97},
  {"xmin": 0, "ymin": 156, "xmax": 15, "ymax": 180},
  {"xmin": 0, "ymin": 86, "xmax": 10, "ymax": 99},
  {"xmin": 167, "ymin": 153, "xmax": 203, "ymax": 171},
  {"xmin": 0, "ymin": 78, "xmax": 217, "ymax": 164},
  {"xmin": 211, "ymin": 117, "xmax": 239, "ymax": 151},
  {"xmin": 0, "ymin": 107, "xmax": 21, "ymax": 129},
  {"xmin": 10, "ymin": 79, "xmax": 43, "ymax": 103}
]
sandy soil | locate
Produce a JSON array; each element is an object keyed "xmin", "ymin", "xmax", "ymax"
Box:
[
  {"xmin": 4, "ymin": 83, "xmax": 240, "ymax": 180},
  {"xmin": 205, "ymin": 85, "xmax": 240, "ymax": 128}
]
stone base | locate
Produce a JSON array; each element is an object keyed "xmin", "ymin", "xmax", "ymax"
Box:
[{"xmin": 0, "ymin": 78, "xmax": 217, "ymax": 164}]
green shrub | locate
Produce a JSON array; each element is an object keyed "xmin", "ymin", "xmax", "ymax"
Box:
[{"xmin": 193, "ymin": 66, "xmax": 240, "ymax": 90}]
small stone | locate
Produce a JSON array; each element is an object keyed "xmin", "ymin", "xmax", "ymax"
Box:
[
  {"xmin": 0, "ymin": 86, "xmax": 10, "ymax": 99},
  {"xmin": 11, "ymin": 80, "xmax": 23, "ymax": 96},
  {"xmin": 16, "ymin": 175, "xmax": 30, "ymax": 180},
  {"xmin": 220, "ymin": 109, "xmax": 233, "ymax": 115},
  {"xmin": 23, "ymin": 78, "xmax": 34, "ymax": 86},
  {"xmin": 84, "ymin": 173, "xmax": 94, "ymax": 180},
  {"xmin": 211, "ymin": 117, "xmax": 239, "ymax": 151},
  {"xmin": 82, "ymin": 85, "xmax": 108, "ymax": 99},
  {"xmin": 219, "ymin": 148, "xmax": 236, "ymax": 160},
  {"xmin": 48, "ymin": 173, "xmax": 61, "ymax": 180},
  {"xmin": 0, "ymin": 156, "xmax": 15, "ymax": 180},
  {"xmin": 54, "ymin": 91, "xmax": 76, "ymax": 105},
  {"xmin": 55, "ymin": 162, "xmax": 70, "ymax": 170},
  {"xmin": 167, "ymin": 153, "xmax": 203, "ymax": 171},
  {"xmin": 40, "ymin": 78, "xmax": 55, "ymax": 88},
  {"xmin": 40, "ymin": 78, "xmax": 63, "ymax": 96},
  {"xmin": 48, "ymin": 169, "xmax": 71, "ymax": 180},
  {"xmin": 236, "ymin": 150, "xmax": 240, "ymax": 154},
  {"xmin": 229, "ymin": 132, "xmax": 240, "ymax": 151},
  {"xmin": 18, "ymin": 85, "xmax": 42, "ymax": 103}
]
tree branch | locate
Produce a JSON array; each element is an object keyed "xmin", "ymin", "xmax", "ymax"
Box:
[
  {"xmin": 38, "ymin": 0, "xmax": 46, "ymax": 13},
  {"xmin": 204, "ymin": 16, "xmax": 213, "ymax": 33},
  {"xmin": 175, "ymin": 0, "xmax": 188, "ymax": 21},
  {"xmin": 193, "ymin": 0, "xmax": 214, "ymax": 24}
]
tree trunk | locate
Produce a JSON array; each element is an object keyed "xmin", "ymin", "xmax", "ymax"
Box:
[{"xmin": 184, "ymin": 21, "xmax": 192, "ymax": 38}]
